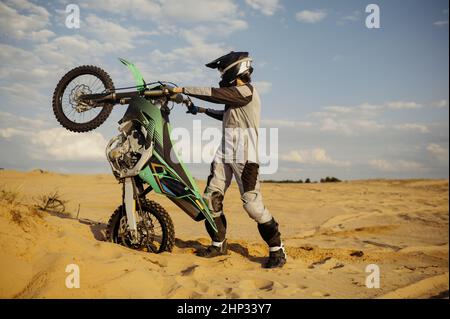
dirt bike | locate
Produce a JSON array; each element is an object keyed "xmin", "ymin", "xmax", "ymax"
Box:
[{"xmin": 52, "ymin": 58, "xmax": 217, "ymax": 253}]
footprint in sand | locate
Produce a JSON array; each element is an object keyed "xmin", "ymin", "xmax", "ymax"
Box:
[
  {"xmin": 238, "ymin": 278, "xmax": 279, "ymax": 291},
  {"xmin": 180, "ymin": 265, "xmax": 198, "ymax": 276},
  {"xmin": 311, "ymin": 291, "xmax": 330, "ymax": 297},
  {"xmin": 255, "ymin": 279, "xmax": 275, "ymax": 291},
  {"xmin": 143, "ymin": 257, "xmax": 168, "ymax": 268},
  {"xmin": 308, "ymin": 256, "xmax": 332, "ymax": 269},
  {"xmin": 331, "ymin": 263, "xmax": 345, "ymax": 270}
]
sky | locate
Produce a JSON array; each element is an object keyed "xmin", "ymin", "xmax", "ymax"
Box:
[{"xmin": 0, "ymin": 0, "xmax": 448, "ymax": 181}]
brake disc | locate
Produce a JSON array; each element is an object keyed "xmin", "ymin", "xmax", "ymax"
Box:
[
  {"xmin": 118, "ymin": 213, "xmax": 156, "ymax": 250},
  {"xmin": 70, "ymin": 84, "xmax": 93, "ymax": 113}
]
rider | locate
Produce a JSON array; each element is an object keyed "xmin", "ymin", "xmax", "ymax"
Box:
[{"xmin": 172, "ymin": 51, "xmax": 286, "ymax": 268}]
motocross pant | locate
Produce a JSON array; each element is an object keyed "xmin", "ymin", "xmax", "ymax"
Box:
[{"xmin": 202, "ymin": 160, "xmax": 282, "ymax": 249}]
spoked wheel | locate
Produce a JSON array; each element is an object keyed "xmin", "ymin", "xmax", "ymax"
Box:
[
  {"xmin": 52, "ymin": 65, "xmax": 115, "ymax": 132},
  {"xmin": 106, "ymin": 199, "xmax": 175, "ymax": 253}
]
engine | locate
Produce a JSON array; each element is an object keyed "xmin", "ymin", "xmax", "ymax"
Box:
[{"xmin": 106, "ymin": 120, "xmax": 152, "ymax": 178}]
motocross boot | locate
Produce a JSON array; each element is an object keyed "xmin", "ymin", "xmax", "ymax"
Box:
[
  {"xmin": 263, "ymin": 245, "xmax": 287, "ymax": 268},
  {"xmin": 258, "ymin": 218, "xmax": 287, "ymax": 268},
  {"xmin": 196, "ymin": 239, "xmax": 228, "ymax": 258},
  {"xmin": 196, "ymin": 214, "xmax": 228, "ymax": 258}
]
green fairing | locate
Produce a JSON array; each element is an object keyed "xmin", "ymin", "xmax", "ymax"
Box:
[
  {"xmin": 150, "ymin": 152, "xmax": 216, "ymax": 231},
  {"xmin": 165, "ymin": 122, "xmax": 200, "ymax": 194},
  {"xmin": 139, "ymin": 166, "xmax": 161, "ymax": 192}
]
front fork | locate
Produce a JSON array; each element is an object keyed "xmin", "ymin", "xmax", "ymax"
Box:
[{"xmin": 123, "ymin": 177, "xmax": 139, "ymax": 243}]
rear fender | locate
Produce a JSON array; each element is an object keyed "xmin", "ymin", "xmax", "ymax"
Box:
[{"xmin": 118, "ymin": 58, "xmax": 146, "ymax": 92}]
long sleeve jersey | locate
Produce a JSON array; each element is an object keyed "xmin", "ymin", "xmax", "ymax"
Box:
[{"xmin": 183, "ymin": 84, "xmax": 261, "ymax": 163}]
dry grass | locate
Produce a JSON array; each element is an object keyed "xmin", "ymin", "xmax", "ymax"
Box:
[
  {"xmin": 9, "ymin": 209, "xmax": 23, "ymax": 225},
  {"xmin": 0, "ymin": 186, "xmax": 67, "ymax": 227},
  {"xmin": 27, "ymin": 205, "xmax": 45, "ymax": 218},
  {"xmin": 0, "ymin": 185, "xmax": 22, "ymax": 205},
  {"xmin": 33, "ymin": 190, "xmax": 69, "ymax": 216},
  {"xmin": 0, "ymin": 186, "xmax": 45, "ymax": 230}
]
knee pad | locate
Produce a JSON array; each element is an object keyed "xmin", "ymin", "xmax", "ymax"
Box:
[
  {"xmin": 242, "ymin": 191, "xmax": 272, "ymax": 224},
  {"xmin": 258, "ymin": 218, "xmax": 281, "ymax": 247},
  {"xmin": 206, "ymin": 214, "xmax": 227, "ymax": 242},
  {"xmin": 203, "ymin": 191, "xmax": 224, "ymax": 217}
]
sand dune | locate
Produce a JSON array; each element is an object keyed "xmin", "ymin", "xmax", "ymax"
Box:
[{"xmin": 0, "ymin": 170, "xmax": 448, "ymax": 298}]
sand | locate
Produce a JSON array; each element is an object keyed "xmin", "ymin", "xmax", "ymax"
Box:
[{"xmin": 0, "ymin": 169, "xmax": 448, "ymax": 298}]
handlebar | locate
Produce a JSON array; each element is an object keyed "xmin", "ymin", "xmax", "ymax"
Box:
[{"xmin": 79, "ymin": 89, "xmax": 190, "ymax": 106}]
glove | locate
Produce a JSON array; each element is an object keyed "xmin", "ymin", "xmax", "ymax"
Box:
[{"xmin": 186, "ymin": 100, "xmax": 198, "ymax": 115}]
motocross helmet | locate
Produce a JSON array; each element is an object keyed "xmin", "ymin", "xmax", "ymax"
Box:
[{"xmin": 206, "ymin": 51, "xmax": 253, "ymax": 87}]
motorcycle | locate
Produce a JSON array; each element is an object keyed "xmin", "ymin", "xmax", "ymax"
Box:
[{"xmin": 52, "ymin": 58, "xmax": 217, "ymax": 253}]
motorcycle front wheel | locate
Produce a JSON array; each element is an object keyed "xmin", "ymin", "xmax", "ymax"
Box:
[
  {"xmin": 106, "ymin": 199, "xmax": 175, "ymax": 253},
  {"xmin": 52, "ymin": 65, "xmax": 115, "ymax": 133}
]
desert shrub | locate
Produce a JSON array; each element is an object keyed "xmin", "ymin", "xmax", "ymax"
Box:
[
  {"xmin": 28, "ymin": 206, "xmax": 45, "ymax": 218},
  {"xmin": 0, "ymin": 186, "xmax": 21, "ymax": 205},
  {"xmin": 34, "ymin": 191, "xmax": 69, "ymax": 215},
  {"xmin": 9, "ymin": 209, "xmax": 23, "ymax": 225}
]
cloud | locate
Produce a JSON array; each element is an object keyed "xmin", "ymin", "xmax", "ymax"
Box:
[
  {"xmin": 394, "ymin": 123, "xmax": 430, "ymax": 134},
  {"xmin": 434, "ymin": 20, "xmax": 449, "ymax": 26},
  {"xmin": 253, "ymin": 81, "xmax": 272, "ymax": 94},
  {"xmin": 261, "ymin": 119, "xmax": 314, "ymax": 128},
  {"xmin": 340, "ymin": 10, "xmax": 361, "ymax": 23},
  {"xmin": 281, "ymin": 148, "xmax": 350, "ymax": 166},
  {"xmin": 148, "ymin": 37, "xmax": 231, "ymax": 68},
  {"xmin": 160, "ymin": 0, "xmax": 243, "ymax": 24},
  {"xmin": 427, "ymin": 143, "xmax": 448, "ymax": 160},
  {"xmin": 0, "ymin": 0, "xmax": 53, "ymax": 42},
  {"xmin": 312, "ymin": 103, "xmax": 383, "ymax": 119},
  {"xmin": 369, "ymin": 159, "xmax": 394, "ymax": 172},
  {"xmin": 141, "ymin": 5, "xmax": 248, "ymax": 68},
  {"xmin": 319, "ymin": 117, "xmax": 353, "ymax": 135},
  {"xmin": 0, "ymin": 0, "xmax": 247, "ymax": 98},
  {"xmin": 82, "ymin": 0, "xmax": 244, "ymax": 25},
  {"xmin": 0, "ymin": 44, "xmax": 45, "ymax": 80},
  {"xmin": 30, "ymin": 128, "xmax": 107, "ymax": 161},
  {"xmin": 83, "ymin": 14, "xmax": 158, "ymax": 50},
  {"xmin": 245, "ymin": 0, "xmax": 280, "ymax": 16},
  {"xmin": 313, "ymin": 103, "xmax": 386, "ymax": 135},
  {"xmin": 295, "ymin": 10, "xmax": 327, "ymax": 24},
  {"xmin": 33, "ymin": 34, "xmax": 122, "ymax": 67},
  {"xmin": 0, "ymin": 111, "xmax": 107, "ymax": 162},
  {"xmin": 0, "ymin": 83, "xmax": 48, "ymax": 106},
  {"xmin": 278, "ymin": 167, "xmax": 304, "ymax": 173},
  {"xmin": 143, "ymin": 17, "xmax": 247, "ymax": 73},
  {"xmin": 0, "ymin": 111, "xmax": 45, "ymax": 130},
  {"xmin": 433, "ymin": 99, "xmax": 449, "ymax": 108},
  {"xmin": 433, "ymin": 8, "xmax": 449, "ymax": 26},
  {"xmin": 386, "ymin": 101, "xmax": 422, "ymax": 109},
  {"xmin": 0, "ymin": 127, "xmax": 27, "ymax": 139},
  {"xmin": 79, "ymin": 0, "xmax": 161, "ymax": 19},
  {"xmin": 285, "ymin": 100, "xmax": 444, "ymax": 136},
  {"xmin": 369, "ymin": 159, "xmax": 426, "ymax": 172},
  {"xmin": 324, "ymin": 106, "xmax": 353, "ymax": 113}
]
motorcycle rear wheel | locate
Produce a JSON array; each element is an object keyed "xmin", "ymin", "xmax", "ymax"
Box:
[
  {"xmin": 106, "ymin": 199, "xmax": 175, "ymax": 253},
  {"xmin": 52, "ymin": 65, "xmax": 115, "ymax": 132}
]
